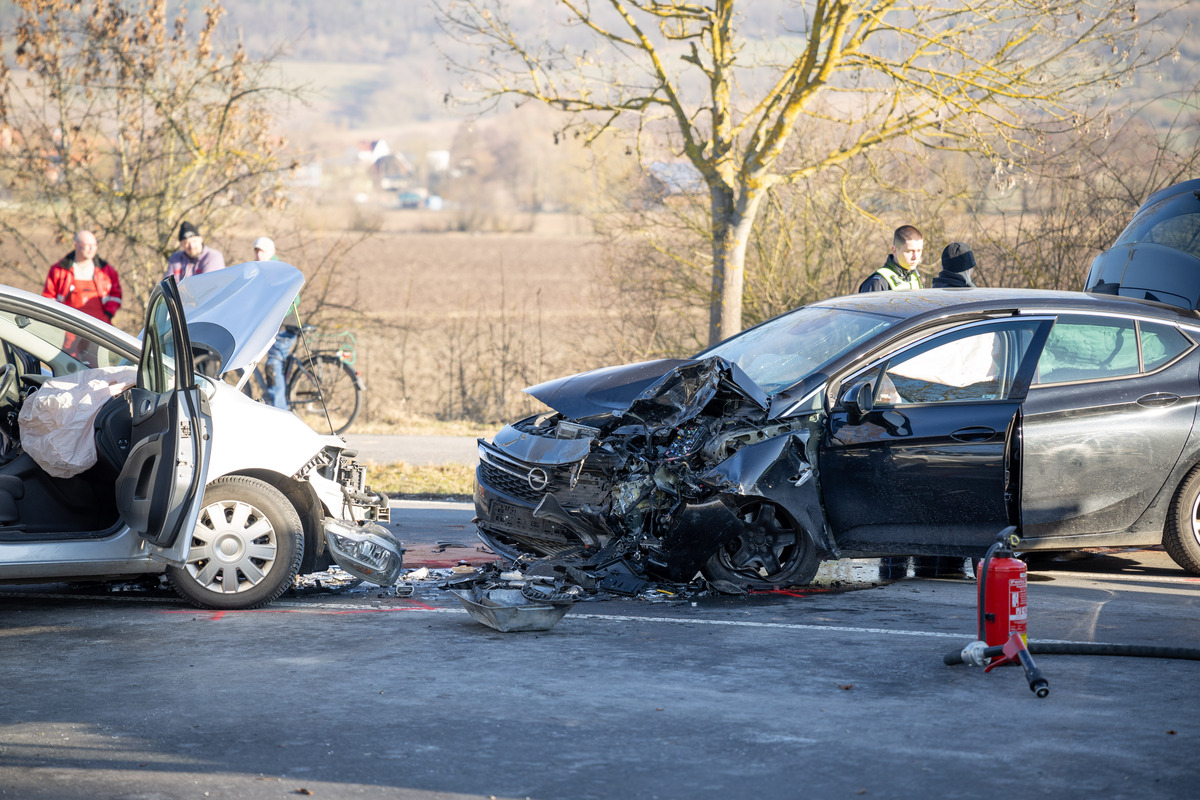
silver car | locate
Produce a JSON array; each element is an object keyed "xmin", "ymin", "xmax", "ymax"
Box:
[{"xmin": 0, "ymin": 261, "xmax": 402, "ymax": 609}]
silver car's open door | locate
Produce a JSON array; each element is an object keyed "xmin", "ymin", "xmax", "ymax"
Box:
[{"xmin": 115, "ymin": 277, "xmax": 212, "ymax": 563}]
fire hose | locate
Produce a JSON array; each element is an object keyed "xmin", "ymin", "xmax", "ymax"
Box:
[
  {"xmin": 943, "ymin": 527, "xmax": 1200, "ymax": 697},
  {"xmin": 945, "ymin": 640, "xmax": 1200, "ymax": 665}
]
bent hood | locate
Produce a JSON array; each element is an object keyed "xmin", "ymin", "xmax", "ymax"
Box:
[
  {"xmin": 176, "ymin": 260, "xmax": 304, "ymax": 374},
  {"xmin": 526, "ymin": 356, "xmax": 769, "ymax": 426},
  {"xmin": 525, "ymin": 359, "xmax": 691, "ymax": 421}
]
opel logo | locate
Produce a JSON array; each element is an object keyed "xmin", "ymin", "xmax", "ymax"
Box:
[{"xmin": 527, "ymin": 467, "xmax": 549, "ymax": 492}]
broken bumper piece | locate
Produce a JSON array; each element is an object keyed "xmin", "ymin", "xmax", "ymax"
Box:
[
  {"xmin": 324, "ymin": 519, "xmax": 405, "ymax": 586},
  {"xmin": 450, "ymin": 587, "xmax": 573, "ymax": 632}
]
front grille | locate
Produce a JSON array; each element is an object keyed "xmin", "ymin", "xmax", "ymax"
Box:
[
  {"xmin": 480, "ymin": 460, "xmax": 546, "ymax": 504},
  {"xmin": 486, "ymin": 501, "xmax": 576, "ymax": 547},
  {"xmin": 477, "ymin": 438, "xmax": 614, "ymax": 513}
]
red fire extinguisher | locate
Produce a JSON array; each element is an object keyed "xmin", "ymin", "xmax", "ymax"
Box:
[
  {"xmin": 944, "ymin": 527, "xmax": 1048, "ymax": 697},
  {"xmin": 977, "ymin": 527, "xmax": 1027, "ymax": 647}
]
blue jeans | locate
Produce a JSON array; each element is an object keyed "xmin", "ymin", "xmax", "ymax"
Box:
[{"xmin": 256, "ymin": 329, "xmax": 297, "ymax": 409}]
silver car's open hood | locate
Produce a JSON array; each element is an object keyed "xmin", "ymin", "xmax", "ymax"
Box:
[{"xmin": 176, "ymin": 261, "xmax": 304, "ymax": 375}]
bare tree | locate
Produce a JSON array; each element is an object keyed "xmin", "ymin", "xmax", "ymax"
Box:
[
  {"xmin": 438, "ymin": 0, "xmax": 1176, "ymax": 344},
  {"xmin": 0, "ymin": 0, "xmax": 297, "ymax": 317}
]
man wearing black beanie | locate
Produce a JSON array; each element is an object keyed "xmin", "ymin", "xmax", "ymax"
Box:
[
  {"xmin": 932, "ymin": 242, "xmax": 976, "ymax": 288},
  {"xmin": 166, "ymin": 220, "xmax": 226, "ymax": 281}
]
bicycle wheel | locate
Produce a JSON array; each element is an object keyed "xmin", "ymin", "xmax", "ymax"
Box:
[{"xmin": 286, "ymin": 354, "xmax": 362, "ymax": 435}]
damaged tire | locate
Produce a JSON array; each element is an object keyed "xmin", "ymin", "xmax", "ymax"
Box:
[
  {"xmin": 1163, "ymin": 465, "xmax": 1200, "ymax": 575},
  {"xmin": 166, "ymin": 476, "xmax": 304, "ymax": 610},
  {"xmin": 702, "ymin": 501, "xmax": 819, "ymax": 589}
]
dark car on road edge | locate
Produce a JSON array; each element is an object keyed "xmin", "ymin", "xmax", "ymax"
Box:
[{"xmin": 475, "ymin": 180, "xmax": 1200, "ymax": 589}]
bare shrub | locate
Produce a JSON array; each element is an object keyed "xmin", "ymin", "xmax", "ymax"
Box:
[{"xmin": 964, "ymin": 102, "xmax": 1200, "ymax": 291}]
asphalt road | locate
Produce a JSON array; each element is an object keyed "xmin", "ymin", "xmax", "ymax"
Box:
[
  {"xmin": 342, "ymin": 434, "xmax": 479, "ymax": 466},
  {"xmin": 383, "ymin": 498, "xmax": 489, "ymax": 568},
  {"xmin": 1, "ymin": 520, "xmax": 1198, "ymax": 800}
]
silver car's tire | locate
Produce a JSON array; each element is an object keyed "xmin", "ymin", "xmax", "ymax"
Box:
[
  {"xmin": 1163, "ymin": 466, "xmax": 1200, "ymax": 575},
  {"xmin": 166, "ymin": 476, "xmax": 304, "ymax": 609}
]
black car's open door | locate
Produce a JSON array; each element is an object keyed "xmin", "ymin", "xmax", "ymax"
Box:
[
  {"xmin": 115, "ymin": 277, "xmax": 212, "ymax": 563},
  {"xmin": 820, "ymin": 317, "xmax": 1050, "ymax": 555}
]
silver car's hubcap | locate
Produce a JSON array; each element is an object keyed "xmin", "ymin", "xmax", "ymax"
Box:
[{"xmin": 185, "ymin": 499, "xmax": 278, "ymax": 594}]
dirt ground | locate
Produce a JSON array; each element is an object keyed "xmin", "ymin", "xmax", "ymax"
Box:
[{"xmin": 319, "ymin": 221, "xmax": 614, "ymax": 426}]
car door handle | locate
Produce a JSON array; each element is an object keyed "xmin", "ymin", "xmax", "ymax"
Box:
[
  {"xmin": 1137, "ymin": 392, "xmax": 1181, "ymax": 408},
  {"xmin": 951, "ymin": 426, "xmax": 997, "ymax": 442}
]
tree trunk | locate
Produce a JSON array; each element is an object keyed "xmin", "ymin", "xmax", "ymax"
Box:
[{"xmin": 708, "ymin": 189, "xmax": 762, "ymax": 345}]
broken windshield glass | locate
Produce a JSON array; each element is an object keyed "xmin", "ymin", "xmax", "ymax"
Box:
[{"xmin": 703, "ymin": 305, "xmax": 897, "ymax": 394}]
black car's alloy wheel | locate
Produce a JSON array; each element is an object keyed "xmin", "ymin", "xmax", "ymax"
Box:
[
  {"xmin": 702, "ymin": 501, "xmax": 819, "ymax": 588},
  {"xmin": 1163, "ymin": 465, "xmax": 1200, "ymax": 574}
]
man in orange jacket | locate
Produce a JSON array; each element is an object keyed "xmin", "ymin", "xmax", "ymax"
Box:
[{"xmin": 41, "ymin": 230, "xmax": 123, "ymax": 323}]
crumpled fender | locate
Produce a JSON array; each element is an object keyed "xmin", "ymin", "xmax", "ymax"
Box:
[{"xmin": 699, "ymin": 432, "xmax": 839, "ymax": 557}]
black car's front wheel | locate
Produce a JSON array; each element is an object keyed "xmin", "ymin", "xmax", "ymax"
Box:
[
  {"xmin": 1163, "ymin": 465, "xmax": 1200, "ymax": 574},
  {"xmin": 166, "ymin": 476, "xmax": 304, "ymax": 609},
  {"xmin": 702, "ymin": 501, "xmax": 820, "ymax": 589}
]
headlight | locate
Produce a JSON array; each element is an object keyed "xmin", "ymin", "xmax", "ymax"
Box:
[{"xmin": 323, "ymin": 520, "xmax": 405, "ymax": 586}]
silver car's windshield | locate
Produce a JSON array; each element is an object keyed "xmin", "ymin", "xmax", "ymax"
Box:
[{"xmin": 705, "ymin": 305, "xmax": 897, "ymax": 394}]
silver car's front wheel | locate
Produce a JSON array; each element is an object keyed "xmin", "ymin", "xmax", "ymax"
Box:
[{"xmin": 166, "ymin": 476, "xmax": 304, "ymax": 609}]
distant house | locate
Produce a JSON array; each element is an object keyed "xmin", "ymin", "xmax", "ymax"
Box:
[
  {"xmin": 373, "ymin": 152, "xmax": 415, "ymax": 190},
  {"xmin": 356, "ymin": 139, "xmax": 391, "ymax": 163}
]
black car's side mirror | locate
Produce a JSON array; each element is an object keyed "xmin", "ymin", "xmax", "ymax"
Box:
[{"xmin": 842, "ymin": 381, "xmax": 875, "ymax": 422}]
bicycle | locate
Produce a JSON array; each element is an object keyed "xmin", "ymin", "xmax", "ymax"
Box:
[
  {"xmin": 276, "ymin": 324, "xmax": 364, "ymax": 436},
  {"xmin": 195, "ymin": 324, "xmax": 365, "ymax": 435}
]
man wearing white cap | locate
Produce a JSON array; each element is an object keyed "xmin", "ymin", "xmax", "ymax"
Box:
[
  {"xmin": 252, "ymin": 236, "xmax": 299, "ymax": 409},
  {"xmin": 253, "ymin": 236, "xmax": 275, "ymax": 261}
]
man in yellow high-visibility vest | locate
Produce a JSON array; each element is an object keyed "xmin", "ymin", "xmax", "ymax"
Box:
[{"xmin": 859, "ymin": 225, "xmax": 924, "ymax": 293}]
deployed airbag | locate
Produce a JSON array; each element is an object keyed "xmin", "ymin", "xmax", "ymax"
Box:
[{"xmin": 19, "ymin": 366, "xmax": 137, "ymax": 478}]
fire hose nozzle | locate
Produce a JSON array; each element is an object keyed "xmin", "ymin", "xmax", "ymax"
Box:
[{"xmin": 957, "ymin": 640, "xmax": 991, "ymax": 667}]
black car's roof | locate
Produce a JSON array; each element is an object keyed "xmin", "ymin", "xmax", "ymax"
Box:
[{"xmin": 808, "ymin": 287, "xmax": 1200, "ymax": 326}]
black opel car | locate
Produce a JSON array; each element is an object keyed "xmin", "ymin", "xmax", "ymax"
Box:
[{"xmin": 474, "ymin": 181, "xmax": 1200, "ymax": 589}]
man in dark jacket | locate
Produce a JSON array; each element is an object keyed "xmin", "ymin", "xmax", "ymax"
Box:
[
  {"xmin": 166, "ymin": 221, "xmax": 226, "ymax": 281},
  {"xmin": 859, "ymin": 225, "xmax": 924, "ymax": 292},
  {"xmin": 932, "ymin": 242, "xmax": 976, "ymax": 288}
]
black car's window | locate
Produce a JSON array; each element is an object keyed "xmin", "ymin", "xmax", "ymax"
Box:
[
  {"xmin": 876, "ymin": 322, "xmax": 1037, "ymax": 404},
  {"xmin": 1140, "ymin": 321, "xmax": 1193, "ymax": 371},
  {"xmin": 840, "ymin": 319, "xmax": 1042, "ymax": 407},
  {"xmin": 1035, "ymin": 316, "xmax": 1138, "ymax": 385},
  {"xmin": 1114, "ymin": 192, "xmax": 1200, "ymax": 260}
]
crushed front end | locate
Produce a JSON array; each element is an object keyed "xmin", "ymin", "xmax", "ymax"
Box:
[
  {"xmin": 474, "ymin": 357, "xmax": 831, "ymax": 590},
  {"xmin": 300, "ymin": 445, "xmax": 403, "ymax": 585}
]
